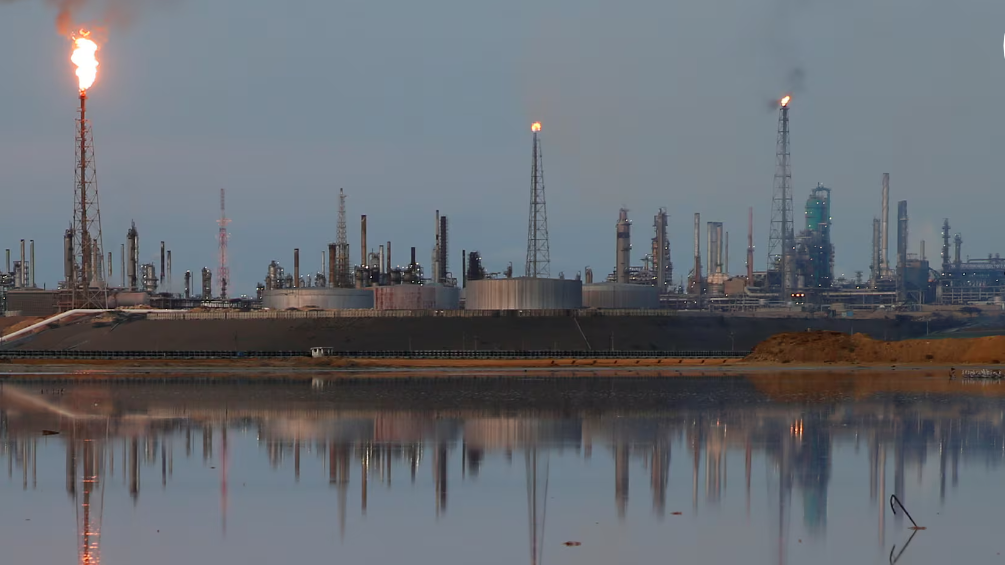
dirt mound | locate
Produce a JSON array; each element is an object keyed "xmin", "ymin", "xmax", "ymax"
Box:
[
  {"xmin": 747, "ymin": 331, "xmax": 1005, "ymax": 364},
  {"xmin": 1, "ymin": 317, "xmax": 43, "ymax": 336}
]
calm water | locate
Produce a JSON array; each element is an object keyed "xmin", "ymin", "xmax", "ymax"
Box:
[{"xmin": 2, "ymin": 374, "xmax": 1004, "ymax": 565}]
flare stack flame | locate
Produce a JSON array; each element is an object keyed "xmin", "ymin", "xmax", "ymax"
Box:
[{"xmin": 71, "ymin": 34, "xmax": 99, "ymax": 92}]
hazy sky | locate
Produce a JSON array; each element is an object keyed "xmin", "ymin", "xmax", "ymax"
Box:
[{"xmin": 0, "ymin": 0, "xmax": 1003, "ymax": 294}]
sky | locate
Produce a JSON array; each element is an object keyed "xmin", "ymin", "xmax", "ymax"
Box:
[{"xmin": 0, "ymin": 0, "xmax": 1003, "ymax": 295}]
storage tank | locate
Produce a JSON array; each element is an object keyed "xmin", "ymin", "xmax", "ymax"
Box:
[
  {"xmin": 262, "ymin": 287, "xmax": 374, "ymax": 310},
  {"xmin": 373, "ymin": 285, "xmax": 460, "ymax": 310},
  {"xmin": 582, "ymin": 283, "xmax": 659, "ymax": 309},
  {"xmin": 464, "ymin": 278, "xmax": 582, "ymax": 310}
]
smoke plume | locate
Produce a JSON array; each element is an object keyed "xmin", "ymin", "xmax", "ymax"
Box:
[{"xmin": 1, "ymin": 0, "xmax": 168, "ymax": 34}]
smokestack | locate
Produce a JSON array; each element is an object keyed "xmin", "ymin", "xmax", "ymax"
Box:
[
  {"xmin": 439, "ymin": 215, "xmax": 448, "ymax": 283},
  {"xmin": 387, "ymin": 241, "xmax": 391, "ymax": 274},
  {"xmin": 746, "ymin": 207, "xmax": 754, "ymax": 284},
  {"xmin": 360, "ymin": 215, "xmax": 367, "ymax": 269},
  {"xmin": 29, "ymin": 240, "xmax": 35, "ymax": 288},
  {"xmin": 920, "ymin": 240, "xmax": 925, "ymax": 262},
  {"xmin": 5, "ymin": 248, "xmax": 9, "ymax": 274},
  {"xmin": 410, "ymin": 246, "xmax": 417, "ymax": 269},
  {"xmin": 19, "ymin": 240, "xmax": 25, "ymax": 288},
  {"xmin": 462, "ymin": 249, "xmax": 466, "ymax": 288},
  {"xmin": 433, "ymin": 210, "xmax": 440, "ymax": 284},
  {"xmin": 107, "ymin": 250, "xmax": 112, "ymax": 279},
  {"xmin": 294, "ymin": 248, "xmax": 300, "ymax": 288},
  {"xmin": 166, "ymin": 250, "xmax": 172, "ymax": 290},
  {"xmin": 379, "ymin": 244, "xmax": 385, "ymax": 278},
  {"xmin": 328, "ymin": 244, "xmax": 337, "ymax": 288},
  {"xmin": 871, "ymin": 218, "xmax": 881, "ymax": 288},
  {"xmin": 120, "ymin": 243, "xmax": 125, "ymax": 288},
  {"xmin": 725, "ymin": 232, "xmax": 729, "ymax": 277},
  {"xmin": 654, "ymin": 208, "xmax": 668, "ymax": 293},
  {"xmin": 690, "ymin": 212, "xmax": 702, "ymax": 294},
  {"xmin": 63, "ymin": 231, "xmax": 73, "ymax": 284},
  {"xmin": 616, "ymin": 209, "xmax": 631, "ymax": 284},
  {"xmin": 160, "ymin": 241, "xmax": 166, "ymax": 285},
  {"xmin": 127, "ymin": 222, "xmax": 139, "ymax": 291},
  {"xmin": 881, "ymin": 173, "xmax": 890, "ymax": 277},
  {"xmin": 184, "ymin": 270, "xmax": 191, "ymax": 298},
  {"xmin": 897, "ymin": 200, "xmax": 908, "ymax": 301}
]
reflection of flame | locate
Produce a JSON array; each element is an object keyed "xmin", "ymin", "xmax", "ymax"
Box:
[
  {"xmin": 531, "ymin": 122, "xmax": 542, "ymax": 133},
  {"xmin": 71, "ymin": 32, "xmax": 99, "ymax": 92},
  {"xmin": 780, "ymin": 95, "xmax": 791, "ymax": 108}
]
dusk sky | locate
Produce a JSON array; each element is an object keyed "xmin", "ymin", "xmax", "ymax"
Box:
[{"xmin": 0, "ymin": 0, "xmax": 1002, "ymax": 294}]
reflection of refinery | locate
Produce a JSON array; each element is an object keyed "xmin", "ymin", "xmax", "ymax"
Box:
[{"xmin": 2, "ymin": 380, "xmax": 1004, "ymax": 563}]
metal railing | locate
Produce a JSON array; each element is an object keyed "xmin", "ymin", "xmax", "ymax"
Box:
[{"xmin": 0, "ymin": 349, "xmax": 749, "ymax": 360}]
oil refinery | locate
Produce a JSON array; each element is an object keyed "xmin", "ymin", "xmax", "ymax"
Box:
[{"xmin": 0, "ymin": 38, "xmax": 1000, "ymax": 320}]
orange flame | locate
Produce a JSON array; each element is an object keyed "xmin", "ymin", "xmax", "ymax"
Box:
[
  {"xmin": 531, "ymin": 122, "xmax": 542, "ymax": 132},
  {"xmin": 780, "ymin": 95, "xmax": 791, "ymax": 108},
  {"xmin": 71, "ymin": 32, "xmax": 99, "ymax": 92}
]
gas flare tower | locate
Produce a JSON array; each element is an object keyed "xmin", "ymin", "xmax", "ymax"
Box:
[
  {"xmin": 69, "ymin": 35, "xmax": 107, "ymax": 309},
  {"xmin": 334, "ymin": 188, "xmax": 351, "ymax": 287},
  {"xmin": 525, "ymin": 122, "xmax": 551, "ymax": 278},
  {"xmin": 217, "ymin": 188, "xmax": 230, "ymax": 299},
  {"xmin": 767, "ymin": 95, "xmax": 794, "ymax": 300}
]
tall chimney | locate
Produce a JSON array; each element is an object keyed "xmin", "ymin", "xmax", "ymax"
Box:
[
  {"xmin": 462, "ymin": 249, "xmax": 467, "ymax": 288},
  {"xmin": 616, "ymin": 209, "xmax": 631, "ymax": 284},
  {"xmin": 5, "ymin": 248, "xmax": 9, "ymax": 274},
  {"xmin": 871, "ymin": 218, "xmax": 881, "ymax": 288},
  {"xmin": 387, "ymin": 241, "xmax": 392, "ymax": 274},
  {"xmin": 63, "ymin": 232, "xmax": 73, "ymax": 284},
  {"xmin": 120, "ymin": 243, "xmax": 125, "ymax": 288},
  {"xmin": 160, "ymin": 241, "xmax": 166, "ymax": 285},
  {"xmin": 327, "ymin": 244, "xmax": 337, "ymax": 288},
  {"xmin": 725, "ymin": 232, "xmax": 729, "ymax": 277},
  {"xmin": 360, "ymin": 215, "xmax": 367, "ymax": 269},
  {"xmin": 166, "ymin": 250, "xmax": 172, "ymax": 290},
  {"xmin": 19, "ymin": 239, "xmax": 25, "ymax": 288},
  {"xmin": 184, "ymin": 270, "xmax": 192, "ymax": 298},
  {"xmin": 410, "ymin": 246, "xmax": 417, "ymax": 269},
  {"xmin": 379, "ymin": 244, "xmax": 385, "ymax": 277},
  {"xmin": 746, "ymin": 207, "xmax": 754, "ymax": 284},
  {"xmin": 294, "ymin": 248, "xmax": 300, "ymax": 288},
  {"xmin": 29, "ymin": 240, "xmax": 35, "ymax": 288},
  {"xmin": 107, "ymin": 251, "xmax": 112, "ymax": 279},
  {"xmin": 920, "ymin": 240, "xmax": 925, "ymax": 262},
  {"xmin": 881, "ymin": 173, "xmax": 890, "ymax": 277},
  {"xmin": 433, "ymin": 210, "xmax": 441, "ymax": 284},
  {"xmin": 897, "ymin": 200, "xmax": 908, "ymax": 301}
]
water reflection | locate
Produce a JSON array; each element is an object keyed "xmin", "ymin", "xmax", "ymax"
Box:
[{"xmin": 1, "ymin": 375, "xmax": 1004, "ymax": 565}]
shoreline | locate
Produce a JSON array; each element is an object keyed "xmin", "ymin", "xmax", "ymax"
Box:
[{"xmin": 0, "ymin": 357, "xmax": 989, "ymax": 379}]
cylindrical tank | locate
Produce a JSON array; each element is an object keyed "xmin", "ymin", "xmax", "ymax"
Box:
[
  {"xmin": 262, "ymin": 288, "xmax": 374, "ymax": 310},
  {"xmin": 201, "ymin": 267, "xmax": 212, "ymax": 298},
  {"xmin": 464, "ymin": 278, "xmax": 582, "ymax": 310},
  {"xmin": 373, "ymin": 285, "xmax": 460, "ymax": 310},
  {"xmin": 582, "ymin": 283, "xmax": 659, "ymax": 309}
]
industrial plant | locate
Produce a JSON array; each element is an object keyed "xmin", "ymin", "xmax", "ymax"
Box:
[{"xmin": 0, "ymin": 37, "xmax": 999, "ymax": 320}]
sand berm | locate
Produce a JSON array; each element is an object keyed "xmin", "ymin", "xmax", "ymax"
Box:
[{"xmin": 747, "ymin": 331, "xmax": 1005, "ymax": 365}]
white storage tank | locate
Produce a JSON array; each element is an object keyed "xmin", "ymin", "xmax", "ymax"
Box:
[
  {"xmin": 262, "ymin": 288, "xmax": 374, "ymax": 310},
  {"xmin": 373, "ymin": 284, "xmax": 460, "ymax": 310},
  {"xmin": 582, "ymin": 283, "xmax": 659, "ymax": 309},
  {"xmin": 464, "ymin": 278, "xmax": 582, "ymax": 310}
]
